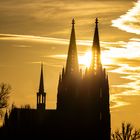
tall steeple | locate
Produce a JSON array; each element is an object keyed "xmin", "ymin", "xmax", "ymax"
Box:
[
  {"xmin": 37, "ymin": 63, "xmax": 46, "ymax": 110},
  {"xmin": 65, "ymin": 19, "xmax": 79, "ymax": 76},
  {"xmin": 91, "ymin": 18, "xmax": 101, "ymax": 71},
  {"xmin": 57, "ymin": 19, "xmax": 80, "ymax": 111}
]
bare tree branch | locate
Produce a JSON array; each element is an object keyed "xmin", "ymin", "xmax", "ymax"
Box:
[
  {"xmin": 0, "ymin": 83, "xmax": 11, "ymax": 116},
  {"xmin": 111, "ymin": 122, "xmax": 140, "ymax": 140}
]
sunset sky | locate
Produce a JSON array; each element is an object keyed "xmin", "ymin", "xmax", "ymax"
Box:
[{"xmin": 0, "ymin": 0, "xmax": 140, "ymax": 129}]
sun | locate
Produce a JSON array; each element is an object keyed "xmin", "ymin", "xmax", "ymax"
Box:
[
  {"xmin": 78, "ymin": 51, "xmax": 112, "ymax": 68},
  {"xmin": 78, "ymin": 51, "xmax": 92, "ymax": 68}
]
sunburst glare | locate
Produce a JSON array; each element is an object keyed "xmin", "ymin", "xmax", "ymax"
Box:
[
  {"xmin": 78, "ymin": 51, "xmax": 113, "ymax": 68},
  {"xmin": 78, "ymin": 51, "xmax": 92, "ymax": 68}
]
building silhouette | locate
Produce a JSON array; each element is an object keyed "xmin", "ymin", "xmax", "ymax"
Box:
[{"xmin": 0, "ymin": 18, "xmax": 111, "ymax": 139}]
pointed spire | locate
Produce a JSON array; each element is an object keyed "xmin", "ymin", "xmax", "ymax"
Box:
[
  {"xmin": 93, "ymin": 18, "xmax": 100, "ymax": 48},
  {"xmin": 59, "ymin": 73, "xmax": 62, "ymax": 83},
  {"xmin": 37, "ymin": 63, "xmax": 46, "ymax": 110},
  {"xmin": 4, "ymin": 110, "xmax": 8, "ymax": 126},
  {"xmin": 39, "ymin": 63, "xmax": 44, "ymax": 92},
  {"xmin": 91, "ymin": 18, "xmax": 101, "ymax": 71},
  {"xmin": 65, "ymin": 18, "xmax": 79, "ymax": 76},
  {"xmin": 58, "ymin": 73, "xmax": 62, "ymax": 90}
]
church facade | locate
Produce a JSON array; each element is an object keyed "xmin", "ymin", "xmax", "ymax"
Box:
[{"xmin": 1, "ymin": 18, "xmax": 111, "ymax": 139}]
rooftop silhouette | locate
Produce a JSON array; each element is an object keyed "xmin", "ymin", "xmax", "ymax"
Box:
[{"xmin": 0, "ymin": 18, "xmax": 110, "ymax": 139}]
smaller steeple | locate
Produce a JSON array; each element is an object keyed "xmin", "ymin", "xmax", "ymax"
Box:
[
  {"xmin": 37, "ymin": 63, "xmax": 46, "ymax": 110},
  {"xmin": 39, "ymin": 63, "xmax": 44, "ymax": 93}
]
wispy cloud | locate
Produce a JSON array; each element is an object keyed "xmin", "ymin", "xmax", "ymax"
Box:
[
  {"xmin": 14, "ymin": 45, "xmax": 32, "ymax": 48},
  {"xmin": 110, "ymin": 95, "xmax": 130, "ymax": 109},
  {"xmin": 0, "ymin": 34, "xmax": 69, "ymax": 44},
  {"xmin": 0, "ymin": 0, "xmax": 132, "ymax": 38},
  {"xmin": 112, "ymin": 1, "xmax": 140, "ymax": 34},
  {"xmin": 0, "ymin": 0, "xmax": 137, "ymax": 110},
  {"xmin": 1, "ymin": 33, "xmax": 140, "ymax": 109},
  {"xmin": 0, "ymin": 33, "xmax": 127, "ymax": 48}
]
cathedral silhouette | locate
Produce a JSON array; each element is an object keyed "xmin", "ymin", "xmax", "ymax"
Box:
[{"xmin": 1, "ymin": 18, "xmax": 111, "ymax": 139}]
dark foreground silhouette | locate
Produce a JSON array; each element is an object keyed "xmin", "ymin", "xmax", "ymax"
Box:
[{"xmin": 0, "ymin": 18, "xmax": 110, "ymax": 140}]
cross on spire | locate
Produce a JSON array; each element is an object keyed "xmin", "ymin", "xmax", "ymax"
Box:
[
  {"xmin": 72, "ymin": 18, "xmax": 75, "ymax": 25},
  {"xmin": 95, "ymin": 18, "xmax": 98, "ymax": 24}
]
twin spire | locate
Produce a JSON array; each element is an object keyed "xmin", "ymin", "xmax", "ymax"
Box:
[
  {"xmin": 91, "ymin": 18, "xmax": 101, "ymax": 71},
  {"xmin": 65, "ymin": 19, "xmax": 79, "ymax": 76},
  {"xmin": 66, "ymin": 18, "xmax": 101, "ymax": 75},
  {"xmin": 37, "ymin": 18, "xmax": 101, "ymax": 110}
]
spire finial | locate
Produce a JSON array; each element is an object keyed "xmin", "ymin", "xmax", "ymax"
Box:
[
  {"xmin": 72, "ymin": 18, "xmax": 75, "ymax": 25},
  {"xmin": 95, "ymin": 18, "xmax": 98, "ymax": 24}
]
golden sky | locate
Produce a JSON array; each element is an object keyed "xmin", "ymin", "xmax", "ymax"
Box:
[{"xmin": 0, "ymin": 0, "xmax": 140, "ymax": 129}]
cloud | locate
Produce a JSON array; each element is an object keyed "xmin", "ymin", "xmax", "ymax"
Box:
[
  {"xmin": 115, "ymin": 58, "xmax": 140, "ymax": 67},
  {"xmin": 0, "ymin": 0, "xmax": 133, "ymax": 38},
  {"xmin": 14, "ymin": 45, "xmax": 32, "ymax": 48},
  {"xmin": 112, "ymin": 1, "xmax": 140, "ymax": 34},
  {"xmin": 0, "ymin": 0, "xmax": 137, "ymax": 111},
  {"xmin": 0, "ymin": 34, "xmax": 69, "ymax": 44},
  {"xmin": 1, "ymin": 33, "xmax": 140, "ymax": 99},
  {"xmin": 0, "ymin": 33, "xmax": 127, "ymax": 49}
]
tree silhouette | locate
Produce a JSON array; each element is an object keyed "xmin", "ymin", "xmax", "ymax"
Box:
[
  {"xmin": 0, "ymin": 83, "xmax": 11, "ymax": 116},
  {"xmin": 112, "ymin": 122, "xmax": 140, "ymax": 140}
]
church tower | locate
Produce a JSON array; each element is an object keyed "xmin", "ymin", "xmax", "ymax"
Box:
[
  {"xmin": 65, "ymin": 19, "xmax": 79, "ymax": 76},
  {"xmin": 90, "ymin": 18, "xmax": 110, "ymax": 140},
  {"xmin": 90, "ymin": 18, "xmax": 102, "ymax": 72},
  {"xmin": 57, "ymin": 19, "xmax": 80, "ymax": 111},
  {"xmin": 80, "ymin": 18, "xmax": 110, "ymax": 139},
  {"xmin": 37, "ymin": 64, "xmax": 46, "ymax": 110}
]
